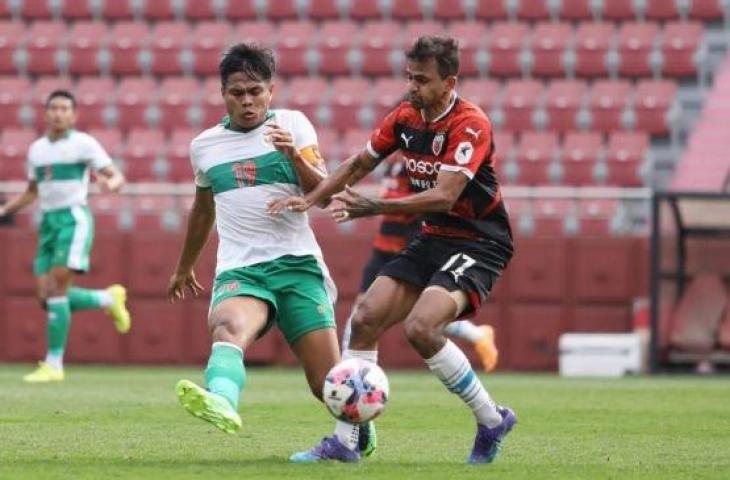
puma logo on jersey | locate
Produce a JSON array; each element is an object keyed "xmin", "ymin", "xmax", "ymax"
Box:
[
  {"xmin": 400, "ymin": 132, "xmax": 414, "ymax": 148},
  {"xmin": 465, "ymin": 127, "xmax": 482, "ymax": 139}
]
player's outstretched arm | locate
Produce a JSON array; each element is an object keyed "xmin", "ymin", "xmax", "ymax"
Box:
[
  {"xmin": 96, "ymin": 165, "xmax": 126, "ymax": 193},
  {"xmin": 330, "ymin": 169, "xmax": 469, "ymax": 222},
  {"xmin": 168, "ymin": 187, "xmax": 215, "ymax": 303},
  {"xmin": 267, "ymin": 149, "xmax": 378, "ymax": 215},
  {"xmin": 0, "ymin": 180, "xmax": 38, "ymax": 218}
]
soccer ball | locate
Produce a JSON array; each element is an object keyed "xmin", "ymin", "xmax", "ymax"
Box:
[{"xmin": 323, "ymin": 358, "xmax": 390, "ymax": 424}]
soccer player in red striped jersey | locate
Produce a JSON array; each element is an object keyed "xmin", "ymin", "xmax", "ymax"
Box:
[{"xmin": 270, "ymin": 36, "xmax": 516, "ymax": 464}]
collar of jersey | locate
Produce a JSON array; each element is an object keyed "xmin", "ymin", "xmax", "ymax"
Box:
[
  {"xmin": 46, "ymin": 129, "xmax": 74, "ymax": 142},
  {"xmin": 221, "ymin": 111, "xmax": 275, "ymax": 132},
  {"xmin": 421, "ymin": 91, "xmax": 458, "ymax": 123}
]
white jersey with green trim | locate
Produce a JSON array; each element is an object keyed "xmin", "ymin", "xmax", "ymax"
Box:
[
  {"xmin": 27, "ymin": 130, "xmax": 113, "ymax": 212},
  {"xmin": 190, "ymin": 109, "xmax": 336, "ymax": 302}
]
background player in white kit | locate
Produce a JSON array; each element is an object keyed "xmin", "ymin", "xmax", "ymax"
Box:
[
  {"xmin": 0, "ymin": 90, "xmax": 130, "ymax": 383},
  {"xmin": 168, "ymin": 43, "xmax": 357, "ymax": 445}
]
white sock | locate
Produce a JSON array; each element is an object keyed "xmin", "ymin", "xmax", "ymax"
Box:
[
  {"xmin": 45, "ymin": 352, "xmax": 63, "ymax": 370},
  {"xmin": 342, "ymin": 349, "xmax": 378, "ymax": 364},
  {"xmin": 444, "ymin": 320, "xmax": 486, "ymax": 343},
  {"xmin": 425, "ymin": 340, "xmax": 502, "ymax": 427},
  {"xmin": 334, "ymin": 420, "xmax": 359, "ymax": 450},
  {"xmin": 96, "ymin": 290, "xmax": 114, "ymax": 308}
]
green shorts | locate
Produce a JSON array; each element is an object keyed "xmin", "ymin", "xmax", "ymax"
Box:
[
  {"xmin": 211, "ymin": 255, "xmax": 337, "ymax": 344},
  {"xmin": 34, "ymin": 206, "xmax": 95, "ymax": 276}
]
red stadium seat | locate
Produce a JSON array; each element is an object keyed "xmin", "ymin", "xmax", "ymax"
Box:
[
  {"xmin": 433, "ymin": 0, "xmax": 468, "ymax": 20},
  {"xmin": 448, "ymin": 21, "xmax": 487, "ymax": 76},
  {"xmin": 0, "ymin": 77, "xmax": 31, "ymax": 128},
  {"xmin": 116, "ymin": 77, "xmax": 157, "ymax": 131},
  {"xmin": 142, "ymin": 0, "xmax": 176, "ymax": 20},
  {"xmin": 285, "ymin": 77, "xmax": 328, "ymax": 124},
  {"xmin": 308, "ymin": 0, "xmax": 342, "ymax": 20},
  {"xmin": 531, "ymin": 22, "xmax": 572, "ymax": 78},
  {"xmin": 617, "ymin": 22, "xmax": 659, "ymax": 78},
  {"xmin": 635, "ymin": 80, "xmax": 676, "ymax": 135},
  {"xmin": 661, "ymin": 22, "xmax": 703, "ymax": 78},
  {"xmin": 329, "ymin": 78, "xmax": 372, "ymax": 131},
  {"xmin": 185, "ymin": 0, "xmax": 218, "ymax": 20},
  {"xmin": 316, "ymin": 127, "xmax": 340, "ymax": 163},
  {"xmin": 0, "ymin": 21, "xmax": 23, "ymax": 74},
  {"xmin": 562, "ymin": 131, "xmax": 602, "ymax": 186},
  {"xmin": 67, "ymin": 21, "xmax": 107, "ymax": 75},
  {"xmin": 0, "ymin": 128, "xmax": 35, "ymax": 180},
  {"xmin": 577, "ymin": 199, "xmax": 618, "ymax": 236},
  {"xmin": 644, "ymin": 0, "xmax": 681, "ymax": 20},
  {"xmin": 32, "ymin": 76, "xmax": 73, "ymax": 130},
  {"xmin": 191, "ymin": 21, "xmax": 232, "ymax": 76},
  {"xmin": 274, "ymin": 21, "xmax": 317, "ymax": 76},
  {"xmin": 0, "ymin": 0, "xmax": 10, "ymax": 17},
  {"xmin": 493, "ymin": 131, "xmax": 516, "ymax": 182},
  {"xmin": 606, "ymin": 131, "xmax": 648, "ymax": 186},
  {"xmin": 516, "ymin": 0, "xmax": 551, "ymax": 21},
  {"xmin": 158, "ymin": 77, "xmax": 199, "ymax": 132},
  {"xmin": 474, "ymin": 0, "xmax": 510, "ymax": 20},
  {"xmin": 404, "ymin": 21, "xmax": 444, "ymax": 44},
  {"xmin": 359, "ymin": 21, "xmax": 402, "ymax": 76},
  {"xmin": 515, "ymin": 131, "xmax": 558, "ymax": 185},
  {"xmin": 167, "ymin": 128, "xmax": 198, "ymax": 182},
  {"xmin": 559, "ymin": 0, "xmax": 595, "ymax": 20},
  {"xmin": 150, "ymin": 21, "xmax": 190, "ymax": 75},
  {"xmin": 266, "ymin": 0, "xmax": 300, "ymax": 20},
  {"xmin": 532, "ymin": 199, "xmax": 575, "ymax": 235},
  {"xmin": 459, "ymin": 78, "xmax": 500, "ymax": 114},
  {"xmin": 21, "ymin": 0, "xmax": 56, "ymax": 19},
  {"xmin": 342, "ymin": 129, "xmax": 371, "ymax": 159},
  {"xmin": 372, "ymin": 77, "xmax": 406, "ymax": 123},
  {"xmin": 589, "ymin": 80, "xmax": 632, "ymax": 133},
  {"xmin": 76, "ymin": 78, "xmax": 115, "ymax": 131},
  {"xmin": 231, "ymin": 21, "xmax": 275, "ymax": 48},
  {"xmin": 601, "ymin": 0, "xmax": 637, "ymax": 20},
  {"xmin": 688, "ymin": 0, "xmax": 724, "ymax": 20},
  {"xmin": 224, "ymin": 0, "xmax": 257, "ymax": 19},
  {"xmin": 26, "ymin": 21, "xmax": 66, "ymax": 75},
  {"xmin": 88, "ymin": 128, "xmax": 124, "ymax": 159},
  {"xmin": 488, "ymin": 22, "xmax": 529, "ymax": 77},
  {"xmin": 62, "ymin": 0, "xmax": 96, "ymax": 19},
  {"xmin": 123, "ymin": 129, "xmax": 166, "ymax": 181},
  {"xmin": 544, "ymin": 79, "xmax": 586, "ymax": 132},
  {"xmin": 574, "ymin": 22, "xmax": 614, "ymax": 78},
  {"xmin": 392, "ymin": 0, "xmax": 427, "ymax": 20},
  {"xmin": 102, "ymin": 0, "xmax": 135, "ymax": 20},
  {"xmin": 317, "ymin": 21, "xmax": 359, "ymax": 76},
  {"xmin": 109, "ymin": 22, "xmax": 150, "ymax": 75},
  {"xmin": 200, "ymin": 77, "xmax": 225, "ymax": 127},
  {"xmin": 501, "ymin": 80, "xmax": 543, "ymax": 132},
  {"xmin": 349, "ymin": 0, "xmax": 384, "ymax": 20}
]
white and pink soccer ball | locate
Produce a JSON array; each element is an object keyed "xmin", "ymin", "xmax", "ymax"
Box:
[{"xmin": 323, "ymin": 358, "xmax": 390, "ymax": 424}]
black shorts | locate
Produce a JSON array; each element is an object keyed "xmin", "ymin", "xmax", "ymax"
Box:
[
  {"xmin": 378, "ymin": 234, "xmax": 513, "ymax": 316},
  {"xmin": 360, "ymin": 249, "xmax": 398, "ymax": 293}
]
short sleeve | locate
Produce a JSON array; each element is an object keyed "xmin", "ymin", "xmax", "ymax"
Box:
[
  {"xmin": 439, "ymin": 117, "xmax": 493, "ymax": 180},
  {"xmin": 26, "ymin": 143, "xmax": 37, "ymax": 181},
  {"xmin": 367, "ymin": 105, "xmax": 402, "ymax": 160},
  {"xmin": 189, "ymin": 140, "xmax": 211, "ymax": 188},
  {"xmin": 290, "ymin": 110, "xmax": 324, "ymax": 167},
  {"xmin": 84, "ymin": 134, "xmax": 113, "ymax": 171}
]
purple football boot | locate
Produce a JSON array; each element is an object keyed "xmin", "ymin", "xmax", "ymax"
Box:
[
  {"xmin": 467, "ymin": 406, "xmax": 517, "ymax": 464},
  {"xmin": 289, "ymin": 436, "xmax": 361, "ymax": 463}
]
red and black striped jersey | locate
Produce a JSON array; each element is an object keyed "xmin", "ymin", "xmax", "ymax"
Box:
[
  {"xmin": 367, "ymin": 94, "xmax": 513, "ymax": 249},
  {"xmin": 372, "ymin": 156, "xmax": 420, "ymax": 254}
]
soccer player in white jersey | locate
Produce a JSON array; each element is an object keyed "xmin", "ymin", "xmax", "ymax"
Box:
[
  {"xmin": 167, "ymin": 43, "xmax": 374, "ymax": 452},
  {"xmin": 0, "ymin": 90, "xmax": 131, "ymax": 382}
]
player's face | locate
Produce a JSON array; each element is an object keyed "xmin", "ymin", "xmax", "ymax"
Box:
[
  {"xmin": 45, "ymin": 97, "xmax": 77, "ymax": 133},
  {"xmin": 222, "ymin": 72, "xmax": 274, "ymax": 130},
  {"xmin": 405, "ymin": 58, "xmax": 453, "ymax": 110}
]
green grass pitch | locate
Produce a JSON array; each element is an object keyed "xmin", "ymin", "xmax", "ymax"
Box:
[{"xmin": 1, "ymin": 365, "xmax": 729, "ymax": 479}]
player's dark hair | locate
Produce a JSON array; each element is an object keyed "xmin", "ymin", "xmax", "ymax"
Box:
[
  {"xmin": 46, "ymin": 89, "xmax": 76, "ymax": 109},
  {"xmin": 406, "ymin": 36, "xmax": 460, "ymax": 79},
  {"xmin": 219, "ymin": 42, "xmax": 275, "ymax": 86}
]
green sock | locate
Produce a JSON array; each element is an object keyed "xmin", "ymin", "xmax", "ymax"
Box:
[
  {"xmin": 204, "ymin": 342, "xmax": 245, "ymax": 410},
  {"xmin": 46, "ymin": 297, "xmax": 72, "ymax": 356},
  {"xmin": 67, "ymin": 287, "xmax": 109, "ymax": 312}
]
